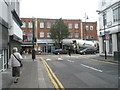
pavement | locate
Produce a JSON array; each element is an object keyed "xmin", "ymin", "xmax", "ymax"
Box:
[
  {"xmin": 1, "ymin": 53, "xmax": 119, "ymax": 90},
  {"xmin": 1, "ymin": 54, "xmax": 54, "ymax": 89}
]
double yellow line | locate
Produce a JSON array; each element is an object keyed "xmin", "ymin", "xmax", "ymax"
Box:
[{"xmin": 40, "ymin": 57, "xmax": 65, "ymax": 90}]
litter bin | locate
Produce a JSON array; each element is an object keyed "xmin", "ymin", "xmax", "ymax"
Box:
[{"xmin": 114, "ymin": 51, "xmax": 120, "ymax": 61}]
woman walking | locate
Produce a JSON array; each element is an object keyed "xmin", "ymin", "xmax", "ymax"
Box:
[{"xmin": 9, "ymin": 47, "xmax": 23, "ymax": 83}]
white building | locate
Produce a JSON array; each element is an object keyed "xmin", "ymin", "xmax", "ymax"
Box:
[
  {"xmin": 0, "ymin": 0, "xmax": 22, "ymax": 72},
  {"xmin": 98, "ymin": 0, "xmax": 120, "ymax": 56}
]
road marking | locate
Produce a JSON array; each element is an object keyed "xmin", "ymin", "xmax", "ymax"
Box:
[
  {"xmin": 81, "ymin": 64, "xmax": 103, "ymax": 72},
  {"xmin": 81, "ymin": 56, "xmax": 117, "ymax": 65},
  {"xmin": 46, "ymin": 58, "xmax": 52, "ymax": 61},
  {"xmin": 38, "ymin": 77, "xmax": 44, "ymax": 80},
  {"xmin": 40, "ymin": 57, "xmax": 65, "ymax": 90},
  {"xmin": 67, "ymin": 59, "xmax": 74, "ymax": 63},
  {"xmin": 58, "ymin": 58, "xmax": 63, "ymax": 61}
]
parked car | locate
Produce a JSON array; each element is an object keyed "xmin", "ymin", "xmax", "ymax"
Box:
[
  {"xmin": 79, "ymin": 48, "xmax": 97, "ymax": 55},
  {"xmin": 52, "ymin": 49, "xmax": 68, "ymax": 55}
]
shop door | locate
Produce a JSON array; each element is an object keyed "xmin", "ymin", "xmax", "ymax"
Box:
[{"xmin": 0, "ymin": 50, "xmax": 3, "ymax": 72}]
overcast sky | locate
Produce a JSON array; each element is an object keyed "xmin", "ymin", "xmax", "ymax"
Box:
[{"xmin": 20, "ymin": 0, "xmax": 99, "ymax": 22}]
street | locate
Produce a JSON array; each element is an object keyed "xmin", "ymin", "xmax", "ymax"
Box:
[{"xmin": 40, "ymin": 54, "xmax": 118, "ymax": 88}]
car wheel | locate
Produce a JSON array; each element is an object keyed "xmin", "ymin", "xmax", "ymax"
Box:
[
  {"xmin": 83, "ymin": 52, "xmax": 86, "ymax": 55},
  {"xmin": 94, "ymin": 52, "xmax": 96, "ymax": 54}
]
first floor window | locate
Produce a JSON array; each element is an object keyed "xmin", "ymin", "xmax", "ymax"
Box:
[
  {"xmin": 68, "ymin": 32, "xmax": 72, "ymax": 38},
  {"xmin": 90, "ymin": 35, "xmax": 94, "ymax": 39},
  {"xmin": 47, "ymin": 32, "xmax": 50, "ymax": 38},
  {"xmin": 75, "ymin": 32, "xmax": 79, "ymax": 38},
  {"xmin": 40, "ymin": 32, "xmax": 44, "ymax": 38},
  {"xmin": 86, "ymin": 34, "xmax": 89, "ymax": 39}
]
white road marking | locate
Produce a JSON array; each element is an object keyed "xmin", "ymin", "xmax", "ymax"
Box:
[
  {"xmin": 46, "ymin": 58, "xmax": 52, "ymax": 61},
  {"xmin": 67, "ymin": 59, "xmax": 74, "ymax": 63},
  {"xmin": 81, "ymin": 64, "xmax": 103, "ymax": 72},
  {"xmin": 58, "ymin": 58, "xmax": 63, "ymax": 60}
]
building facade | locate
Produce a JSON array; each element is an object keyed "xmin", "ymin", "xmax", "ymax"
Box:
[
  {"xmin": 98, "ymin": 0, "xmax": 120, "ymax": 56},
  {"xmin": 82, "ymin": 22, "xmax": 98, "ymax": 40},
  {"xmin": 21, "ymin": 18, "xmax": 98, "ymax": 53},
  {"xmin": 0, "ymin": 0, "xmax": 22, "ymax": 72}
]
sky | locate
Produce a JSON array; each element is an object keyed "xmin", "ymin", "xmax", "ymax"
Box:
[{"xmin": 20, "ymin": 0, "xmax": 99, "ymax": 22}]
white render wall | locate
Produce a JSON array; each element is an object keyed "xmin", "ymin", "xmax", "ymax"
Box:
[
  {"xmin": 9, "ymin": 20, "xmax": 23, "ymax": 39},
  {"xmin": 98, "ymin": 0, "xmax": 120, "ymax": 56},
  {"xmin": 0, "ymin": 0, "xmax": 8, "ymax": 23}
]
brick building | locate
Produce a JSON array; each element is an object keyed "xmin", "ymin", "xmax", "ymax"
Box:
[
  {"xmin": 20, "ymin": 18, "xmax": 98, "ymax": 53},
  {"xmin": 82, "ymin": 22, "xmax": 98, "ymax": 40}
]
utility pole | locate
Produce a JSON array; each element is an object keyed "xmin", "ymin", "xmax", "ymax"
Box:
[
  {"xmin": 103, "ymin": 13, "xmax": 107, "ymax": 59},
  {"xmin": 32, "ymin": 17, "xmax": 35, "ymax": 61}
]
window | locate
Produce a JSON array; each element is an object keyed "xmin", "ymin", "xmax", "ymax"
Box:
[
  {"xmin": 75, "ymin": 23, "xmax": 79, "ymax": 29},
  {"xmin": 47, "ymin": 32, "xmax": 50, "ymax": 38},
  {"xmin": 28, "ymin": 22, "xmax": 33, "ymax": 28},
  {"xmin": 75, "ymin": 32, "xmax": 79, "ymax": 38},
  {"xmin": 68, "ymin": 32, "xmax": 72, "ymax": 38},
  {"xmin": 40, "ymin": 32, "xmax": 44, "ymax": 38},
  {"xmin": 90, "ymin": 35, "xmax": 94, "ymax": 39},
  {"xmin": 47, "ymin": 22, "xmax": 51, "ymax": 28},
  {"xmin": 90, "ymin": 26, "xmax": 93, "ymax": 30},
  {"xmin": 68, "ymin": 23, "xmax": 72, "ymax": 29},
  {"xmin": 27, "ymin": 31, "xmax": 33, "ymax": 42},
  {"xmin": 21, "ymin": 22, "xmax": 26, "ymax": 28},
  {"xmin": 86, "ymin": 35, "xmax": 89, "ymax": 39},
  {"xmin": 102, "ymin": 0, "xmax": 106, "ymax": 6},
  {"xmin": 85, "ymin": 26, "xmax": 89, "ymax": 30},
  {"xmin": 40, "ymin": 22, "xmax": 44, "ymax": 28},
  {"xmin": 113, "ymin": 7, "xmax": 120, "ymax": 22}
]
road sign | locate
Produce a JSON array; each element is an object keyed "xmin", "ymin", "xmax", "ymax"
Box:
[{"xmin": 105, "ymin": 32, "xmax": 109, "ymax": 40}]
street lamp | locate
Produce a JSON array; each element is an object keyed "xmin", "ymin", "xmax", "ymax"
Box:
[
  {"xmin": 96, "ymin": 10, "xmax": 107, "ymax": 59},
  {"xmin": 84, "ymin": 12, "xmax": 89, "ymax": 40}
]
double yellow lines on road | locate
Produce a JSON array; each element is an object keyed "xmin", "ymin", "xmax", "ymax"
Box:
[{"xmin": 40, "ymin": 57, "xmax": 65, "ymax": 90}]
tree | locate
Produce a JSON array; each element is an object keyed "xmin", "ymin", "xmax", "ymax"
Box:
[{"xmin": 50, "ymin": 18, "xmax": 69, "ymax": 49}]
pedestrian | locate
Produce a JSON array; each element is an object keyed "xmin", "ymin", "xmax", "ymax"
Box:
[
  {"xmin": 20, "ymin": 48, "xmax": 23, "ymax": 55},
  {"xmin": 32, "ymin": 48, "xmax": 36, "ymax": 61},
  {"xmin": 68, "ymin": 47, "xmax": 71, "ymax": 56},
  {"xmin": 9, "ymin": 47, "xmax": 23, "ymax": 83}
]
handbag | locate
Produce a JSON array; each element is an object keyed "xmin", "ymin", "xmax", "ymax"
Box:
[{"xmin": 13, "ymin": 54, "xmax": 23, "ymax": 67}]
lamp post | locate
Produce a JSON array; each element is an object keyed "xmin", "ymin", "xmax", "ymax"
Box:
[
  {"xmin": 84, "ymin": 12, "xmax": 89, "ymax": 40},
  {"xmin": 32, "ymin": 17, "xmax": 35, "ymax": 61}
]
